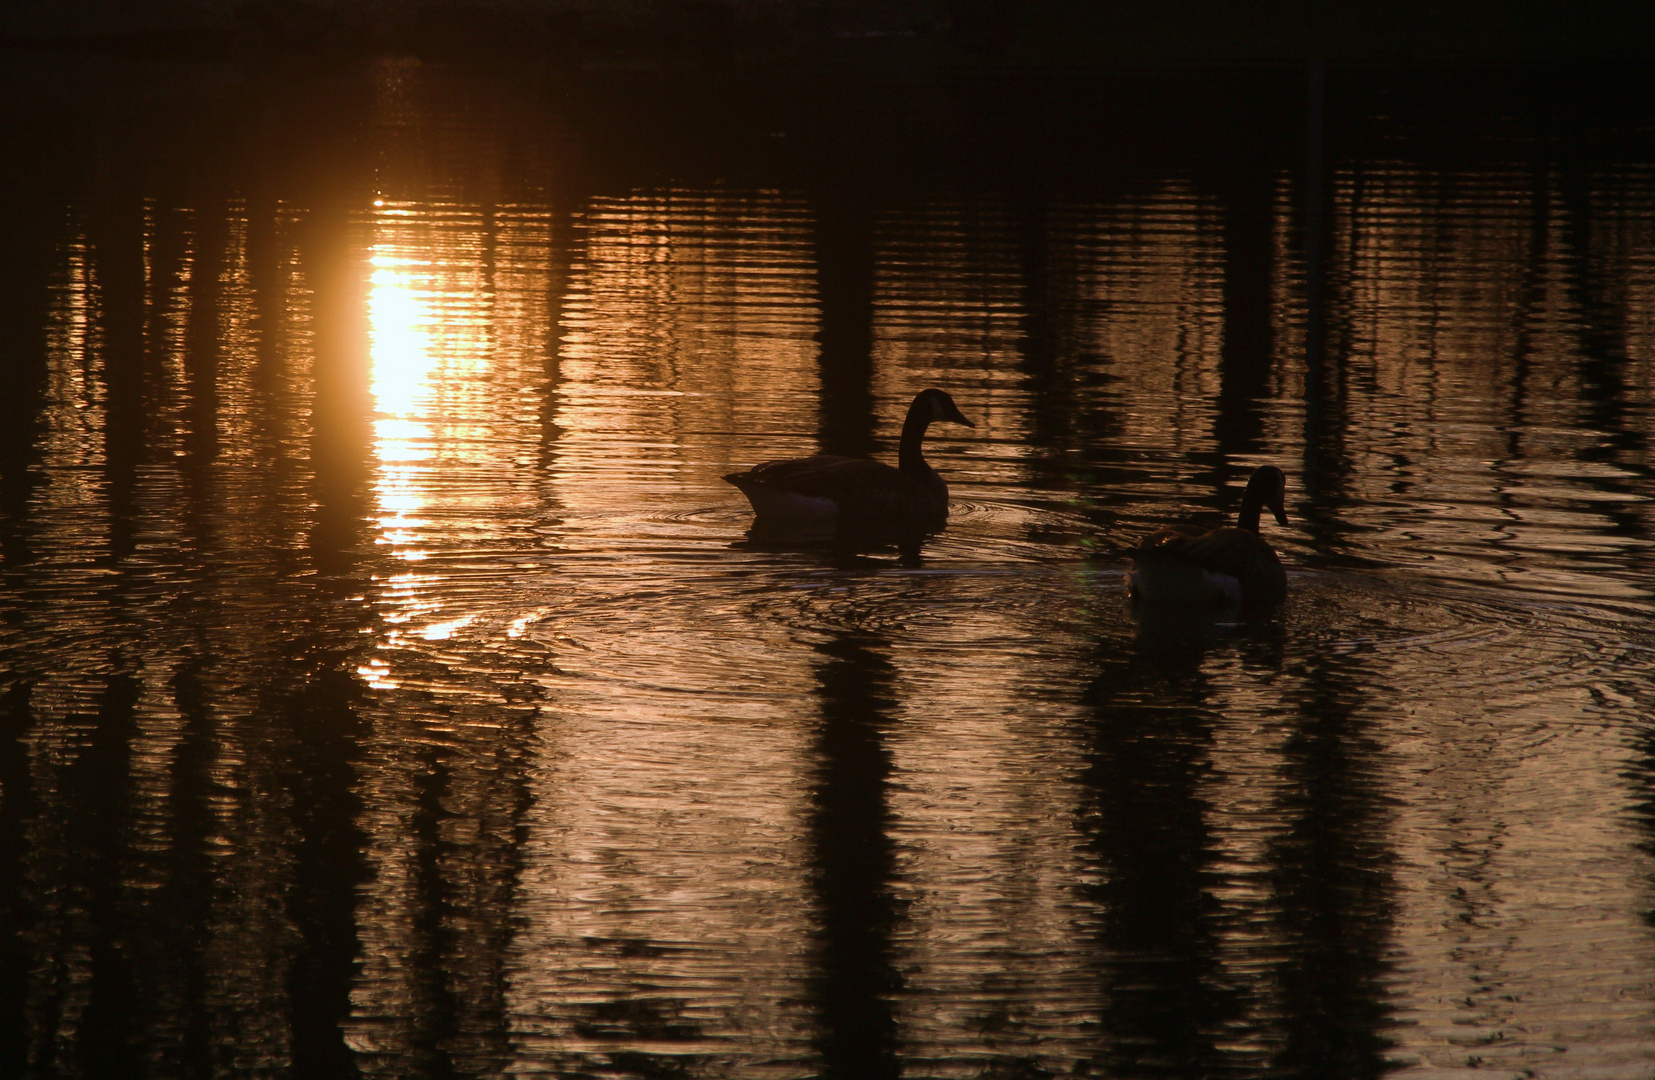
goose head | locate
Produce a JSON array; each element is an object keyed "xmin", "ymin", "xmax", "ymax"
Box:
[
  {"xmin": 1239, "ymin": 465, "xmax": 1288, "ymax": 531},
  {"xmin": 898, "ymin": 388, "xmax": 975, "ymax": 479},
  {"xmin": 912, "ymin": 387, "xmax": 975, "ymax": 429}
]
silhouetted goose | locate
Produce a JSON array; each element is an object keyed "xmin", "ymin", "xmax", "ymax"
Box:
[
  {"xmin": 724, "ymin": 388, "xmax": 975, "ymax": 546},
  {"xmin": 1127, "ymin": 465, "xmax": 1289, "ymax": 607}
]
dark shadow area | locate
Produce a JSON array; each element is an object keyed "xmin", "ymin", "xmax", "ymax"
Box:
[
  {"xmin": 1266, "ymin": 650, "xmax": 1399, "ymax": 1077},
  {"xmin": 159, "ymin": 660, "xmax": 224, "ymax": 1080},
  {"xmin": 89, "ymin": 195, "xmax": 149, "ymax": 563},
  {"xmin": 1555, "ymin": 159, "xmax": 1653, "ymax": 560},
  {"xmin": 1617, "ymin": 668, "xmax": 1655, "ymax": 965},
  {"xmin": 1295, "ymin": 73, "xmax": 1361, "ymax": 569},
  {"xmin": 1213, "ymin": 148, "xmax": 1274, "ymax": 460},
  {"xmin": 808, "ymin": 633, "xmax": 904, "ymax": 1079},
  {"xmin": 0, "ymin": 181, "xmax": 55, "ymax": 569},
  {"xmin": 407, "ymin": 740, "xmax": 462, "ymax": 1080},
  {"xmin": 1077, "ymin": 635, "xmax": 1239, "ymax": 1077},
  {"xmin": 182, "ymin": 200, "xmax": 228, "ymax": 470},
  {"xmin": 4, "ymin": 0, "xmax": 1653, "ymax": 70},
  {"xmin": 0, "ymin": 682, "xmax": 37, "ymax": 1077},
  {"xmin": 278, "ymin": 664, "xmax": 370, "ymax": 1080},
  {"xmin": 813, "ymin": 185, "xmax": 879, "ymax": 459},
  {"xmin": 73, "ymin": 668, "xmax": 144, "ymax": 1079},
  {"xmin": 1012, "ymin": 192, "xmax": 1114, "ymax": 478}
]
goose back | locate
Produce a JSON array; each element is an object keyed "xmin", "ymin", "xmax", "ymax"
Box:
[
  {"xmin": 724, "ymin": 388, "xmax": 972, "ymax": 546},
  {"xmin": 725, "ymin": 455, "xmax": 944, "ymax": 533},
  {"xmin": 1129, "ymin": 526, "xmax": 1285, "ymax": 606},
  {"xmin": 1126, "ymin": 465, "xmax": 1290, "ymax": 607}
]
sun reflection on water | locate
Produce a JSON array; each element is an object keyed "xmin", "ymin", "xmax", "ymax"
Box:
[
  {"xmin": 360, "ymin": 200, "xmax": 566, "ymax": 659},
  {"xmin": 369, "ymin": 246, "xmax": 437, "ymax": 536},
  {"xmin": 367, "ymin": 210, "xmax": 454, "ymax": 655}
]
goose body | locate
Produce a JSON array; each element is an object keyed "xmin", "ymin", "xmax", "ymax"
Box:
[
  {"xmin": 725, "ymin": 388, "xmax": 974, "ymax": 546},
  {"xmin": 1128, "ymin": 465, "xmax": 1289, "ymax": 607}
]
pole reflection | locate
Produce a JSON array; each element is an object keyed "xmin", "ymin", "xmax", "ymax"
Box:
[
  {"xmin": 1302, "ymin": 59, "xmax": 1328, "ymax": 377},
  {"xmin": 287, "ymin": 192, "xmax": 375, "ymax": 1078},
  {"xmin": 1215, "ymin": 154, "xmax": 1274, "ymax": 460},
  {"xmin": 90, "ymin": 195, "xmax": 147, "ymax": 563},
  {"xmin": 1012, "ymin": 193, "xmax": 1063, "ymax": 455},
  {"xmin": 406, "ymin": 739, "xmax": 462, "ymax": 1079},
  {"xmin": 1297, "ymin": 156, "xmax": 1360, "ymax": 565},
  {"xmin": 537, "ymin": 188, "xmax": 581, "ymax": 469},
  {"xmin": 1267, "ymin": 651, "xmax": 1398, "ymax": 1076},
  {"xmin": 812, "ymin": 186, "xmax": 878, "ymax": 459},
  {"xmin": 162, "ymin": 660, "xmax": 219, "ymax": 1080},
  {"xmin": 72, "ymin": 668, "xmax": 143, "ymax": 1078},
  {"xmin": 0, "ymin": 682, "xmax": 35, "ymax": 1077},
  {"xmin": 145, "ymin": 206, "xmax": 194, "ymax": 492},
  {"xmin": 1296, "ymin": 61, "xmax": 1361, "ymax": 566},
  {"xmin": 1016, "ymin": 190, "xmax": 1111, "ymax": 454},
  {"xmin": 182, "ymin": 200, "xmax": 227, "ymax": 473},
  {"xmin": 1557, "ymin": 162, "xmax": 1651, "ymax": 553},
  {"xmin": 809, "ymin": 633, "xmax": 903, "ymax": 1079},
  {"xmin": 279, "ymin": 665, "xmax": 369, "ymax": 1080},
  {"xmin": 1078, "ymin": 633, "xmax": 1237, "ymax": 1077},
  {"xmin": 0, "ymin": 181, "xmax": 57, "ymax": 566},
  {"xmin": 1623, "ymin": 664, "xmax": 1655, "ymax": 963}
]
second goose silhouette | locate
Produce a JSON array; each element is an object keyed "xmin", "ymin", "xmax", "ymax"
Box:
[
  {"xmin": 1127, "ymin": 465, "xmax": 1290, "ymax": 607},
  {"xmin": 725, "ymin": 388, "xmax": 975, "ymax": 550}
]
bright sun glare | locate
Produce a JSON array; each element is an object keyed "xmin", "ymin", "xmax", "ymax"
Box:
[{"xmin": 366, "ymin": 223, "xmax": 453, "ymax": 653}]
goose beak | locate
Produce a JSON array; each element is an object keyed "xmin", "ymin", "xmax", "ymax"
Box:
[
  {"xmin": 1272, "ymin": 498, "xmax": 1288, "ymax": 526},
  {"xmin": 947, "ymin": 404, "xmax": 975, "ymax": 428}
]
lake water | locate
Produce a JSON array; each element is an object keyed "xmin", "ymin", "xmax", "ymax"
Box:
[{"xmin": 1, "ymin": 57, "xmax": 1652, "ymax": 1079}]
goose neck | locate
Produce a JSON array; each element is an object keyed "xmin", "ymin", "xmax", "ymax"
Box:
[
  {"xmin": 898, "ymin": 409, "xmax": 932, "ymax": 475},
  {"xmin": 1236, "ymin": 493, "xmax": 1263, "ymax": 533}
]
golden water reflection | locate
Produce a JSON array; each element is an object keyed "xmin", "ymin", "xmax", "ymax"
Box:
[{"xmin": 362, "ymin": 200, "xmax": 560, "ymax": 668}]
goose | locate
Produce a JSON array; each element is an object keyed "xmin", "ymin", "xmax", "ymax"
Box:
[
  {"xmin": 1127, "ymin": 465, "xmax": 1289, "ymax": 607},
  {"xmin": 724, "ymin": 388, "xmax": 975, "ymax": 548}
]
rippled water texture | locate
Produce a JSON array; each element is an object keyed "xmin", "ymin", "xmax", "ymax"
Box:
[{"xmin": 1, "ymin": 59, "xmax": 1653, "ymax": 1078}]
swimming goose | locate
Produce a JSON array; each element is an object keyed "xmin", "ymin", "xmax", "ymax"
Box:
[
  {"xmin": 724, "ymin": 388, "xmax": 975, "ymax": 546},
  {"xmin": 1127, "ymin": 465, "xmax": 1289, "ymax": 607}
]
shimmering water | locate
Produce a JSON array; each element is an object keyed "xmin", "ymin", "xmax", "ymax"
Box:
[{"xmin": 1, "ymin": 58, "xmax": 1653, "ymax": 1079}]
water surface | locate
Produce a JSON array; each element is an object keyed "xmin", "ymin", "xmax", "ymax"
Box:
[{"xmin": 1, "ymin": 58, "xmax": 1652, "ymax": 1079}]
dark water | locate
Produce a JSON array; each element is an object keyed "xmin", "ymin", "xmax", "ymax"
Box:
[{"xmin": 1, "ymin": 56, "xmax": 1653, "ymax": 1078}]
